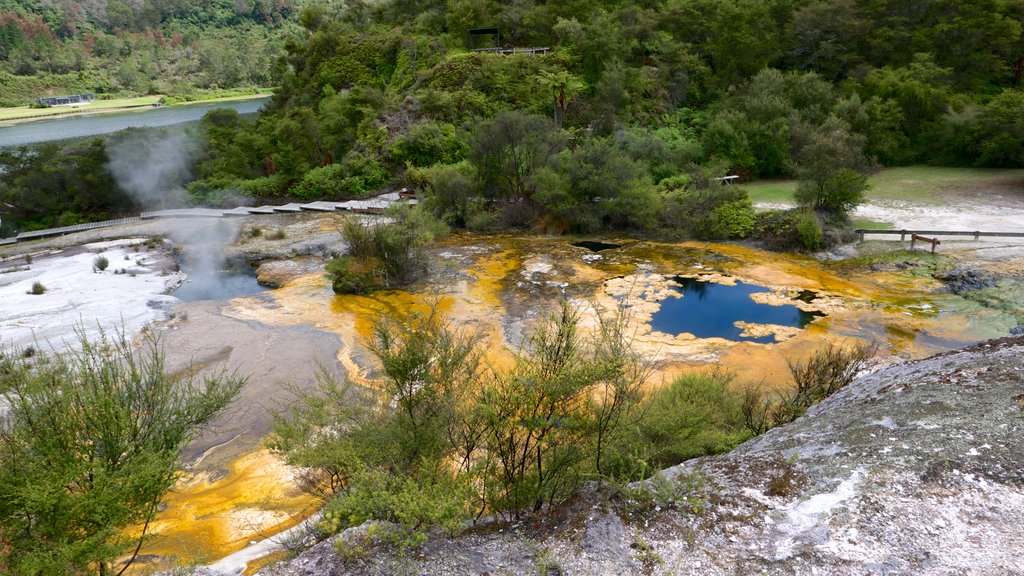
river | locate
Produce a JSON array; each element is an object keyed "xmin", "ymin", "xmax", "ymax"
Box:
[{"xmin": 0, "ymin": 97, "xmax": 269, "ymax": 148}]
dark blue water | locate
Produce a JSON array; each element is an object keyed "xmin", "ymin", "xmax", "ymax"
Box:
[
  {"xmin": 0, "ymin": 97, "xmax": 268, "ymax": 148},
  {"xmin": 650, "ymin": 277, "xmax": 823, "ymax": 343}
]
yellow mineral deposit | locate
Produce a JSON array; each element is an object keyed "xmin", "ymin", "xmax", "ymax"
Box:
[
  {"xmin": 131, "ymin": 450, "xmax": 318, "ymax": 572},
  {"xmin": 135, "ymin": 233, "xmax": 1012, "ymax": 572}
]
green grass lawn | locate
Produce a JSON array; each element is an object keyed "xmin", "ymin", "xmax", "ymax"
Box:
[
  {"xmin": 0, "ymin": 96, "xmax": 163, "ymax": 121},
  {"xmin": 744, "ymin": 166, "xmax": 1024, "ymax": 206}
]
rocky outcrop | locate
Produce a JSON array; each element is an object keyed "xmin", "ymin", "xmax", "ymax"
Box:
[{"xmin": 259, "ymin": 336, "xmax": 1024, "ymax": 576}]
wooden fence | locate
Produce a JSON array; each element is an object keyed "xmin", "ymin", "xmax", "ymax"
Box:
[{"xmin": 856, "ymin": 229, "xmax": 1024, "ymax": 242}]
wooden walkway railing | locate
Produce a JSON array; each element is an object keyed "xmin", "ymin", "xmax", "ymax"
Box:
[
  {"xmin": 856, "ymin": 229, "xmax": 1024, "ymax": 242},
  {"xmin": 471, "ymin": 47, "xmax": 551, "ymax": 55}
]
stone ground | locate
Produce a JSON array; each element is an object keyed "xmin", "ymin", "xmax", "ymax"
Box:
[{"xmin": 259, "ymin": 337, "xmax": 1024, "ymax": 576}]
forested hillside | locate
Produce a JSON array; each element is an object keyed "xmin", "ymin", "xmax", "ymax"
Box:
[
  {"xmin": 0, "ymin": 0, "xmax": 296, "ymax": 105},
  {"xmin": 186, "ymin": 0, "xmax": 1024, "ymax": 232},
  {"xmin": 4, "ymin": 0, "xmax": 1024, "ymax": 243}
]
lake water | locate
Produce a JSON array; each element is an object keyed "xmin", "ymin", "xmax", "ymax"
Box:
[
  {"xmin": 650, "ymin": 277, "xmax": 824, "ymax": 343},
  {"xmin": 0, "ymin": 97, "xmax": 269, "ymax": 148}
]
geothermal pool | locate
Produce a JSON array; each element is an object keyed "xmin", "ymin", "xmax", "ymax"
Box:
[
  {"xmin": 4, "ymin": 223, "xmax": 1019, "ymax": 574},
  {"xmin": 651, "ymin": 277, "xmax": 825, "ymax": 343}
]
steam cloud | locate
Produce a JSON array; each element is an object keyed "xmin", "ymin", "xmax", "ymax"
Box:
[
  {"xmin": 106, "ymin": 128, "xmax": 243, "ymax": 300},
  {"xmin": 105, "ymin": 128, "xmax": 199, "ymax": 210}
]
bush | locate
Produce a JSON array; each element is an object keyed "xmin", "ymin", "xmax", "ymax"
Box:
[
  {"xmin": 699, "ymin": 196, "xmax": 756, "ymax": 240},
  {"xmin": 28, "ymin": 281, "xmax": 46, "ymax": 295},
  {"xmin": 0, "ymin": 335, "xmax": 241, "ymax": 574},
  {"xmin": 415, "ymin": 161, "xmax": 479, "ymax": 228},
  {"xmin": 742, "ymin": 341, "xmax": 875, "ymax": 434},
  {"xmin": 794, "ymin": 167, "xmax": 868, "ymax": 219},
  {"xmin": 326, "ymin": 207, "xmax": 446, "ymax": 294},
  {"xmin": 795, "ymin": 209, "xmax": 824, "ymax": 250},
  {"xmin": 390, "ymin": 122, "xmax": 467, "ymax": 168},
  {"xmin": 752, "ymin": 209, "xmax": 802, "ymax": 250},
  {"xmin": 321, "ymin": 468, "xmax": 473, "ymax": 543},
  {"xmin": 604, "ymin": 371, "xmax": 750, "ymax": 479},
  {"xmin": 290, "ymin": 153, "xmax": 390, "ymax": 200},
  {"xmin": 325, "ymin": 255, "xmax": 384, "ymax": 294},
  {"xmin": 93, "ymin": 255, "xmax": 109, "ymax": 271}
]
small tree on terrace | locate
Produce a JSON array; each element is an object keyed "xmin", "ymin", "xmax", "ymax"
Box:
[
  {"xmin": 469, "ymin": 110, "xmax": 566, "ymax": 204},
  {"xmin": 793, "ymin": 115, "xmax": 873, "ymax": 220}
]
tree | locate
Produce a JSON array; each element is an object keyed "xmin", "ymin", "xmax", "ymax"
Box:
[
  {"xmin": 469, "ymin": 110, "xmax": 565, "ymax": 204},
  {"xmin": 793, "ymin": 115, "xmax": 872, "ymax": 219},
  {"xmin": 536, "ymin": 69, "xmax": 584, "ymax": 129},
  {"xmin": 0, "ymin": 334, "xmax": 242, "ymax": 575}
]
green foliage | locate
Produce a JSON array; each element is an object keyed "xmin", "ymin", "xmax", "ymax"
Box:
[
  {"xmin": 411, "ymin": 161, "xmax": 485, "ymax": 229},
  {"xmin": 93, "ymin": 255, "xmax": 109, "ymax": 271},
  {"xmin": 0, "ymin": 139, "xmax": 136, "ymax": 233},
  {"xmin": 742, "ymin": 341, "xmax": 875, "ymax": 434},
  {"xmin": 290, "ymin": 153, "xmax": 390, "ymax": 200},
  {"xmin": 390, "ymin": 122, "xmax": 467, "ymax": 168},
  {"xmin": 322, "ymin": 468, "xmax": 474, "ymax": 540},
  {"xmin": 795, "ymin": 210, "xmax": 824, "ymax": 251},
  {"xmin": 273, "ymin": 300, "xmax": 651, "ymax": 535},
  {"xmin": 0, "ymin": 334, "xmax": 241, "ymax": 575},
  {"xmin": 470, "ymin": 110, "xmax": 565, "ymax": 203},
  {"xmin": 793, "ymin": 116, "xmax": 872, "ymax": 219},
  {"xmin": 326, "ymin": 207, "xmax": 446, "ymax": 294},
  {"xmin": 605, "ymin": 371, "xmax": 750, "ymax": 480},
  {"xmin": 28, "ymin": 280, "xmax": 45, "ymax": 294}
]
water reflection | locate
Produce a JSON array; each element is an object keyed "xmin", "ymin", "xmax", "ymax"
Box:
[{"xmin": 651, "ymin": 277, "xmax": 824, "ymax": 343}]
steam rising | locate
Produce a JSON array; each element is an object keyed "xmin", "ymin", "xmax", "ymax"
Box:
[
  {"xmin": 106, "ymin": 128, "xmax": 253, "ymax": 300},
  {"xmin": 106, "ymin": 128, "xmax": 200, "ymax": 210}
]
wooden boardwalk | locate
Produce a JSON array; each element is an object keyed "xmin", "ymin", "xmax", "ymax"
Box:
[{"xmin": 0, "ymin": 192, "xmax": 411, "ymax": 245}]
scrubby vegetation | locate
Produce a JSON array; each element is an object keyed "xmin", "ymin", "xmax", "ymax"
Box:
[
  {"xmin": 0, "ymin": 335, "xmax": 241, "ymax": 575},
  {"xmin": 326, "ymin": 208, "xmax": 446, "ymax": 294},
  {"xmin": 742, "ymin": 341, "xmax": 876, "ymax": 435},
  {"xmin": 271, "ymin": 298, "xmax": 876, "ymax": 550}
]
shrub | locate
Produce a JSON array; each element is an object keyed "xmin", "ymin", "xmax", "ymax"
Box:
[
  {"xmin": 0, "ymin": 335, "xmax": 241, "ymax": 575},
  {"xmin": 795, "ymin": 210, "xmax": 824, "ymax": 250},
  {"xmin": 742, "ymin": 341, "xmax": 875, "ymax": 434},
  {"xmin": 416, "ymin": 161, "xmax": 479, "ymax": 227},
  {"xmin": 753, "ymin": 209, "xmax": 802, "ymax": 250},
  {"xmin": 794, "ymin": 167, "xmax": 868, "ymax": 219},
  {"xmin": 290, "ymin": 152, "xmax": 390, "ymax": 200},
  {"xmin": 249, "ymin": 226, "xmax": 262, "ymax": 237},
  {"xmin": 604, "ymin": 370, "xmax": 750, "ymax": 479},
  {"xmin": 326, "ymin": 207, "xmax": 446, "ymax": 294},
  {"xmin": 28, "ymin": 281, "xmax": 46, "ymax": 295},
  {"xmin": 325, "ymin": 255, "xmax": 384, "ymax": 294},
  {"xmin": 93, "ymin": 256, "xmax": 109, "ymax": 272},
  {"xmin": 270, "ymin": 229, "xmax": 287, "ymax": 240},
  {"xmin": 700, "ymin": 196, "xmax": 756, "ymax": 240}
]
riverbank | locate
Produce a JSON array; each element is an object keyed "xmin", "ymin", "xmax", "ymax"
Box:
[{"xmin": 0, "ymin": 91, "xmax": 272, "ymax": 127}]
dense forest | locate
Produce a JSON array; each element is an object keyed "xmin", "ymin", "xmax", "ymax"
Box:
[
  {"xmin": 3, "ymin": 0, "xmax": 1024, "ymax": 244},
  {"xmin": 0, "ymin": 0, "xmax": 297, "ymax": 105}
]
